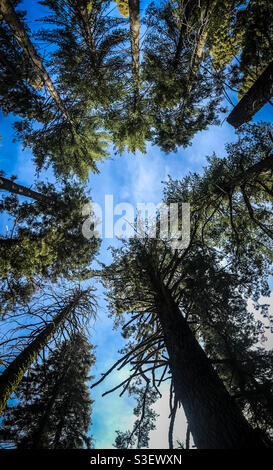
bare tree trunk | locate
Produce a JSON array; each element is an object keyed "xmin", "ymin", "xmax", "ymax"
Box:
[
  {"xmin": 152, "ymin": 279, "xmax": 267, "ymax": 448},
  {"xmin": 178, "ymin": 2, "xmax": 217, "ymax": 115},
  {"xmin": 129, "ymin": 0, "xmax": 140, "ymax": 110},
  {"xmin": 0, "ymin": 175, "xmax": 51, "ymax": 204},
  {"xmin": 76, "ymin": 2, "xmax": 97, "ymax": 59},
  {"xmin": 227, "ymin": 60, "xmax": 273, "ymax": 128},
  {"xmin": 129, "ymin": 0, "xmax": 139, "ymax": 78},
  {"xmin": 0, "ymin": 0, "xmax": 73, "ymax": 125}
]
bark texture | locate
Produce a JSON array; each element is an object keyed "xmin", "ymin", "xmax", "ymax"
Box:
[
  {"xmin": 152, "ymin": 278, "xmax": 267, "ymax": 448},
  {"xmin": 227, "ymin": 60, "xmax": 273, "ymax": 128},
  {"xmin": 0, "ymin": 0, "xmax": 73, "ymax": 124},
  {"xmin": 0, "ymin": 294, "xmax": 81, "ymax": 416},
  {"xmin": 0, "ymin": 175, "xmax": 51, "ymax": 203}
]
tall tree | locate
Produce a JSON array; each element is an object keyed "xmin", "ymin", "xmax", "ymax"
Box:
[
  {"xmin": 0, "ymin": 179, "xmax": 100, "ymax": 283},
  {"xmin": 0, "ymin": 285, "xmax": 96, "ymax": 416},
  {"xmin": 164, "ymin": 122, "xmax": 273, "ymax": 252},
  {"xmin": 92, "ymin": 236, "xmax": 270, "ymax": 448},
  {"xmin": 0, "ymin": 0, "xmax": 73, "ymax": 124},
  {"xmin": 0, "ymin": 333, "xmax": 95, "ymax": 448},
  {"xmin": 208, "ymin": 0, "xmax": 273, "ymax": 124},
  {"xmin": 0, "ymin": 5, "xmax": 45, "ymax": 119},
  {"xmin": 114, "ymin": 378, "xmax": 158, "ymax": 449},
  {"xmin": 1, "ymin": 0, "xmax": 110, "ymax": 180},
  {"xmin": 128, "ymin": 0, "xmax": 140, "ymax": 110},
  {"xmin": 142, "ymin": 1, "xmax": 224, "ymax": 152}
]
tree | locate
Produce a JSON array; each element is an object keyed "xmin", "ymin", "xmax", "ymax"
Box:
[
  {"xmin": 208, "ymin": 0, "xmax": 273, "ymax": 123},
  {"xmin": 227, "ymin": 60, "xmax": 273, "ymax": 128},
  {"xmin": 0, "ymin": 284, "xmax": 96, "ymax": 416},
  {"xmin": 128, "ymin": 0, "xmax": 140, "ymax": 107},
  {"xmin": 0, "ymin": 4, "xmax": 45, "ymax": 119},
  {"xmin": 142, "ymin": 1, "xmax": 225, "ymax": 152},
  {"xmin": 163, "ymin": 121, "xmax": 273, "ymax": 439},
  {"xmin": 0, "ymin": 0, "xmax": 73, "ymax": 124},
  {"xmin": 1, "ymin": 1, "xmax": 110, "ymax": 180},
  {"xmin": 0, "ymin": 333, "xmax": 95, "ymax": 449},
  {"xmin": 26, "ymin": 0, "xmax": 129, "ymax": 176},
  {"xmin": 164, "ymin": 122, "xmax": 273, "ymax": 253},
  {"xmin": 91, "ymin": 234, "xmax": 270, "ymax": 448},
  {"xmin": 0, "ymin": 178, "xmax": 100, "ymax": 284}
]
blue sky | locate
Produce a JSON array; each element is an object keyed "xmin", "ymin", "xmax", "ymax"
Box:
[{"xmin": 0, "ymin": 0, "xmax": 273, "ymax": 449}]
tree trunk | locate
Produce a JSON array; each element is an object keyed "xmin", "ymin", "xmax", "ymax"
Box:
[
  {"xmin": 172, "ymin": 21, "xmax": 188, "ymax": 70},
  {"xmin": 227, "ymin": 60, "xmax": 273, "ymax": 128},
  {"xmin": 0, "ymin": 293, "xmax": 81, "ymax": 416},
  {"xmin": 129, "ymin": 0, "xmax": 139, "ymax": 78},
  {"xmin": 152, "ymin": 279, "xmax": 267, "ymax": 448},
  {"xmin": 179, "ymin": 2, "xmax": 217, "ymax": 115},
  {"xmin": 0, "ymin": 175, "xmax": 51, "ymax": 204},
  {"xmin": 217, "ymin": 152, "xmax": 273, "ymax": 194},
  {"xmin": 52, "ymin": 395, "xmax": 71, "ymax": 449},
  {"xmin": 0, "ymin": 0, "xmax": 73, "ymax": 125},
  {"xmin": 128, "ymin": 0, "xmax": 140, "ymax": 110},
  {"xmin": 32, "ymin": 370, "xmax": 68, "ymax": 449},
  {"xmin": 77, "ymin": 3, "xmax": 97, "ymax": 61}
]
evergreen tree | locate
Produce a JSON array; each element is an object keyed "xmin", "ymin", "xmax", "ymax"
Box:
[
  {"xmin": 0, "ymin": 2, "xmax": 45, "ymax": 119},
  {"xmin": 0, "ymin": 284, "xmax": 96, "ymax": 416},
  {"xmin": 0, "ymin": 0, "xmax": 73, "ymax": 123},
  {"xmin": 142, "ymin": 1, "xmax": 225, "ymax": 152},
  {"xmin": 164, "ymin": 123, "xmax": 273, "ymax": 255},
  {"xmin": 0, "ymin": 333, "xmax": 95, "ymax": 449},
  {"xmin": 0, "ymin": 178, "xmax": 100, "ymax": 284},
  {"xmin": 92, "ymin": 234, "xmax": 270, "ymax": 448},
  {"xmin": 24, "ymin": 0, "xmax": 129, "ymax": 176},
  {"xmin": 208, "ymin": 0, "xmax": 273, "ymax": 124},
  {"xmin": 1, "ymin": 0, "xmax": 110, "ymax": 180}
]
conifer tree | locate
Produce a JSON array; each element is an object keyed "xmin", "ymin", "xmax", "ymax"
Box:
[
  {"xmin": 1, "ymin": 0, "xmax": 110, "ymax": 180},
  {"xmin": 0, "ymin": 285, "xmax": 96, "ymax": 416},
  {"xmin": 0, "ymin": 333, "xmax": 95, "ymax": 448},
  {"xmin": 0, "ymin": 4, "xmax": 45, "ymax": 119},
  {"xmin": 92, "ymin": 235, "xmax": 271, "ymax": 448},
  {"xmin": 114, "ymin": 378, "xmax": 158, "ymax": 449},
  {"xmin": 0, "ymin": 178, "xmax": 100, "ymax": 283},
  {"xmin": 164, "ymin": 122, "xmax": 273, "ymax": 253},
  {"xmin": 0, "ymin": 0, "xmax": 73, "ymax": 123},
  {"xmin": 142, "ymin": 1, "xmax": 225, "ymax": 152}
]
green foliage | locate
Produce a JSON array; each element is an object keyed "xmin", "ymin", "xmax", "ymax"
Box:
[
  {"xmin": 14, "ymin": 116, "xmax": 109, "ymax": 180},
  {"xmin": 142, "ymin": 2, "xmax": 225, "ymax": 152},
  {"xmin": 0, "ymin": 333, "xmax": 95, "ymax": 448},
  {"xmin": 207, "ymin": 0, "xmax": 273, "ymax": 98},
  {"xmin": 0, "ymin": 180, "xmax": 100, "ymax": 314},
  {"xmin": 115, "ymin": 0, "xmax": 129, "ymax": 18},
  {"xmin": 207, "ymin": 0, "xmax": 246, "ymax": 70},
  {"xmin": 0, "ymin": 1, "xmax": 45, "ymax": 119},
  {"xmin": 164, "ymin": 122, "xmax": 273, "ymax": 265},
  {"xmin": 236, "ymin": 0, "xmax": 273, "ymax": 97}
]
